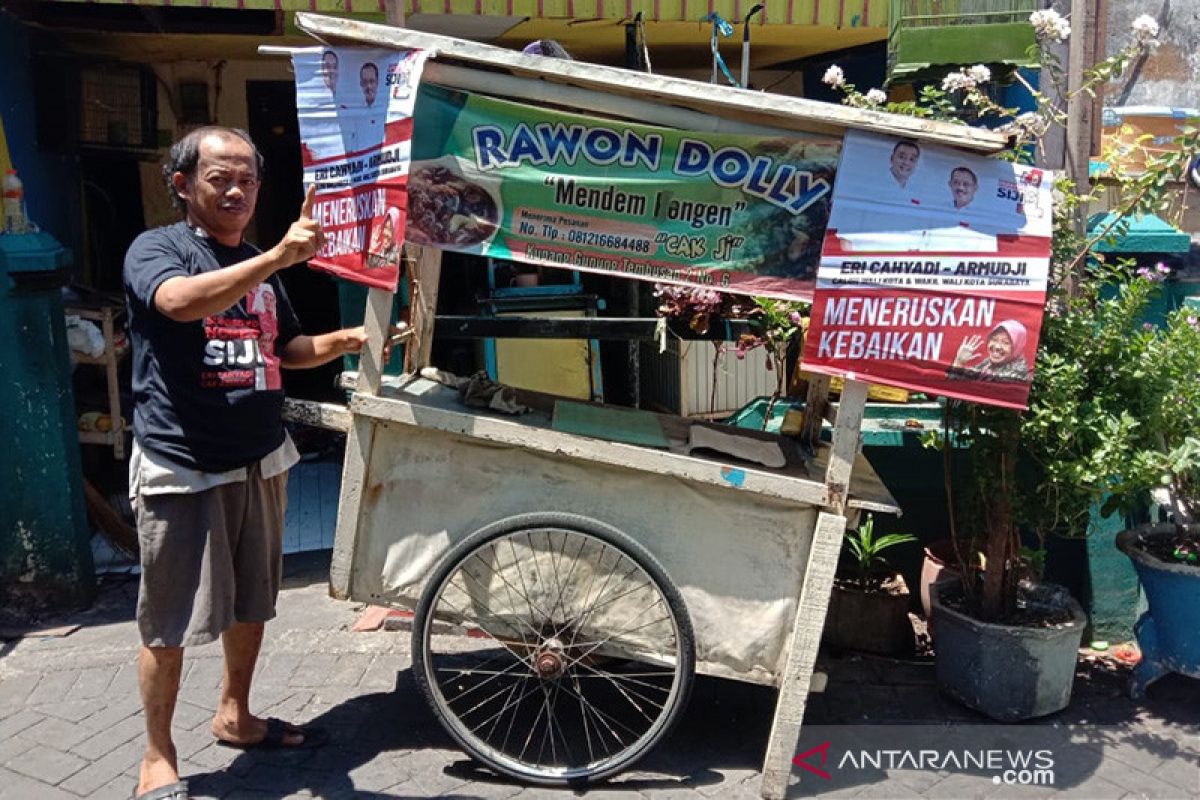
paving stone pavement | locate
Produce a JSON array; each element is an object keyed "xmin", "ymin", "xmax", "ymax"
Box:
[{"xmin": 0, "ymin": 551, "xmax": 1196, "ymax": 800}]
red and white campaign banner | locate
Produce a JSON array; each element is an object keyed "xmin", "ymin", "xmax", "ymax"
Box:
[
  {"xmin": 801, "ymin": 130, "xmax": 1054, "ymax": 409},
  {"xmin": 291, "ymin": 46, "xmax": 430, "ymax": 291}
]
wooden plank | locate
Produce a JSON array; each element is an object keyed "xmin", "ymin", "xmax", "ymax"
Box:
[
  {"xmin": 350, "ymin": 388, "xmax": 832, "ymax": 507},
  {"xmin": 357, "ymin": 286, "xmax": 395, "ymax": 397},
  {"xmin": 282, "ymin": 398, "xmax": 352, "ymax": 432},
  {"xmin": 800, "ymin": 373, "xmax": 831, "ymax": 449},
  {"xmin": 823, "ymin": 377, "xmax": 868, "ymax": 513},
  {"xmin": 329, "ymin": 413, "xmax": 378, "ymax": 600},
  {"xmin": 424, "ymin": 62, "xmax": 807, "ymax": 138},
  {"xmin": 403, "ymin": 244, "xmax": 443, "ymax": 373},
  {"xmin": 759, "ymin": 509, "xmax": 846, "ymax": 800},
  {"xmin": 293, "ymin": 13, "xmax": 1010, "ymax": 153},
  {"xmin": 432, "ymin": 315, "xmax": 755, "ymax": 341}
]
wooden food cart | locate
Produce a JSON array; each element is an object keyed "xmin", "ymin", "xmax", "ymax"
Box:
[{"xmin": 280, "ymin": 16, "xmax": 1008, "ymax": 798}]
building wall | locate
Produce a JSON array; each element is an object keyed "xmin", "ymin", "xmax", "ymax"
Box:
[{"xmin": 1105, "ymin": 0, "xmax": 1200, "ymax": 108}]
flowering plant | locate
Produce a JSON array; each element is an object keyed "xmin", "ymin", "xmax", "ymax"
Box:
[
  {"xmin": 652, "ymin": 285, "xmax": 806, "ymax": 422},
  {"xmin": 826, "ymin": 9, "xmax": 1199, "ymax": 616},
  {"xmin": 1022, "ymin": 259, "xmax": 1200, "ymax": 539}
]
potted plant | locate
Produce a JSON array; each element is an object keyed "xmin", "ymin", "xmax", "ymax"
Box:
[
  {"xmin": 826, "ymin": 11, "xmax": 1177, "ymax": 720},
  {"xmin": 824, "ymin": 514, "xmax": 917, "ymax": 654},
  {"xmin": 1105, "ymin": 289, "xmax": 1200, "ymax": 696},
  {"xmin": 1117, "ymin": 522, "xmax": 1200, "ymax": 697},
  {"xmin": 652, "ymin": 286, "xmax": 806, "ymax": 423}
]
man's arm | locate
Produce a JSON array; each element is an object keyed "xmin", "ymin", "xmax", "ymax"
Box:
[
  {"xmin": 154, "ymin": 186, "xmax": 323, "ymax": 322},
  {"xmin": 280, "ymin": 327, "xmax": 369, "ymax": 370}
]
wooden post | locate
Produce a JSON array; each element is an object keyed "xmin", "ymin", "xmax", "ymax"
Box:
[
  {"xmin": 329, "ymin": 412, "xmax": 378, "ymax": 599},
  {"xmin": 332, "ymin": 0, "xmax": 407, "ymax": 596},
  {"xmin": 356, "ymin": 287, "xmax": 395, "ymax": 396},
  {"xmin": 759, "ymin": 509, "xmax": 846, "ymax": 800},
  {"xmin": 823, "ymin": 378, "xmax": 868, "ymax": 513},
  {"xmin": 100, "ymin": 307, "xmax": 125, "ymax": 459},
  {"xmin": 801, "ymin": 373, "xmax": 831, "ymax": 449},
  {"xmin": 384, "ymin": 0, "xmax": 404, "ymax": 26},
  {"xmin": 403, "ymin": 244, "xmax": 444, "ymax": 373},
  {"xmin": 1066, "ymin": 0, "xmax": 1100, "ymax": 205}
]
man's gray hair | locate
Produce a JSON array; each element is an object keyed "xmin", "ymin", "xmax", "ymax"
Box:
[{"xmin": 162, "ymin": 126, "xmax": 264, "ymax": 215}]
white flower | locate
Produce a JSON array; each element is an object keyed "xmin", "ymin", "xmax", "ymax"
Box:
[
  {"xmin": 1029, "ymin": 8, "xmax": 1071, "ymax": 42},
  {"xmin": 865, "ymin": 88, "xmax": 888, "ymax": 105},
  {"xmin": 1131, "ymin": 13, "xmax": 1160, "ymax": 45},
  {"xmin": 822, "ymin": 65, "xmax": 846, "ymax": 88},
  {"xmin": 1015, "ymin": 111, "xmax": 1046, "ymax": 133},
  {"xmin": 967, "ymin": 64, "xmax": 992, "ymax": 84},
  {"xmin": 941, "ymin": 71, "xmax": 974, "ymax": 92},
  {"xmin": 1002, "ymin": 111, "xmax": 1048, "ymax": 137}
]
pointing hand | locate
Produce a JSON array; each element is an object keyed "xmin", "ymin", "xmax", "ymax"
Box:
[{"xmin": 274, "ymin": 184, "xmax": 325, "ymax": 268}]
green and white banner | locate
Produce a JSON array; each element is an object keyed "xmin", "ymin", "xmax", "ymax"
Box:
[{"xmin": 407, "ymin": 85, "xmax": 841, "ymax": 301}]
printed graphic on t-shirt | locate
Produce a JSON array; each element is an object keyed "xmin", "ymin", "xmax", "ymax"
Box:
[{"xmin": 200, "ymin": 284, "xmax": 284, "ymax": 391}]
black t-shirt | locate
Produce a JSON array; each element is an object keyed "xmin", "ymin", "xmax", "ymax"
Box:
[{"xmin": 124, "ymin": 222, "xmax": 302, "ymax": 472}]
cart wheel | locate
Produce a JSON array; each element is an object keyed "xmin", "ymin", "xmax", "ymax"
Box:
[{"xmin": 412, "ymin": 512, "xmax": 695, "ymax": 785}]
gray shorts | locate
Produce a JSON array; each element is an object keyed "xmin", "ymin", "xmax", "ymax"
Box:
[{"xmin": 136, "ymin": 464, "xmax": 288, "ymax": 648}]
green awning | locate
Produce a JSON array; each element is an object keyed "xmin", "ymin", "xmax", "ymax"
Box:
[
  {"xmin": 1087, "ymin": 212, "xmax": 1192, "ymax": 254},
  {"xmin": 888, "ymin": 22, "xmax": 1038, "ymax": 84}
]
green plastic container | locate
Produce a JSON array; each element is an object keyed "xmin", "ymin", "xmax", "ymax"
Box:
[{"xmin": 0, "ymin": 232, "xmax": 95, "ymax": 613}]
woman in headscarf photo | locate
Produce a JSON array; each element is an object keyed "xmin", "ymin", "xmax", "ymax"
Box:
[
  {"xmin": 947, "ymin": 319, "xmax": 1031, "ymax": 383},
  {"xmin": 367, "ymin": 206, "xmax": 402, "ymax": 271}
]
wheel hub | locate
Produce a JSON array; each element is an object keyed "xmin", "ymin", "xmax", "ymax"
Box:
[{"xmin": 534, "ymin": 638, "xmax": 567, "ymax": 679}]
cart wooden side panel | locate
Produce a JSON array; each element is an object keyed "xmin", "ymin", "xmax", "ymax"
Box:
[{"xmin": 329, "ymin": 378, "xmax": 896, "ymax": 689}]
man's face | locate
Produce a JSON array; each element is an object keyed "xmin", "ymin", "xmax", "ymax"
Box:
[
  {"xmin": 174, "ymin": 134, "xmax": 260, "ymax": 243},
  {"xmin": 950, "ymin": 170, "xmax": 978, "ymax": 208},
  {"xmin": 890, "ymin": 144, "xmax": 919, "ymax": 184},
  {"xmin": 360, "ymin": 65, "xmax": 378, "ymax": 107},
  {"xmin": 322, "ymin": 53, "xmax": 338, "ymax": 92}
]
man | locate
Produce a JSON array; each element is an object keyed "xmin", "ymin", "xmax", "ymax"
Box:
[
  {"xmin": 359, "ymin": 61, "xmax": 379, "ymax": 108},
  {"xmin": 321, "ymin": 49, "xmax": 339, "ymax": 96},
  {"xmin": 125, "ymin": 126, "xmax": 370, "ymax": 800},
  {"xmin": 888, "ymin": 139, "xmax": 920, "ymax": 191},
  {"xmin": 949, "ymin": 166, "xmax": 979, "ymax": 210}
]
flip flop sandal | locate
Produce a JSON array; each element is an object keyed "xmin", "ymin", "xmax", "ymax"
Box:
[
  {"xmin": 133, "ymin": 779, "xmax": 189, "ymax": 800},
  {"xmin": 216, "ymin": 717, "xmax": 329, "ymax": 751}
]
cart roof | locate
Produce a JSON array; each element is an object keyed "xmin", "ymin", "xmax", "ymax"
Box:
[{"xmin": 295, "ymin": 12, "xmax": 1009, "ymax": 153}]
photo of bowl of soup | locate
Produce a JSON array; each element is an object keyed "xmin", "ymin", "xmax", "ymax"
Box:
[{"xmin": 406, "ymin": 157, "xmax": 501, "ymax": 251}]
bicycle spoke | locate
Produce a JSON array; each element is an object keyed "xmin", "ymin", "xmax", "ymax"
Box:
[
  {"xmin": 482, "ymin": 674, "xmax": 529, "ymax": 745},
  {"xmin": 572, "ymin": 673, "xmax": 598, "ymax": 764},
  {"xmin": 454, "ymin": 672, "xmax": 540, "ymax": 724},
  {"xmin": 435, "ymin": 580, "xmax": 537, "ymax": 665},
  {"xmin": 571, "ymin": 661, "xmax": 676, "ymax": 696},
  {"xmin": 562, "ymin": 551, "xmax": 632, "ymax": 648},
  {"xmin": 564, "ymin": 560, "xmax": 645, "ymax": 648},
  {"xmin": 556, "ymin": 677, "xmax": 642, "ymax": 744},
  {"xmin": 546, "ymin": 536, "xmax": 594, "ymax": 638},
  {"xmin": 564, "ymin": 608, "xmax": 674, "ymax": 670},
  {"xmin": 446, "ymin": 573, "xmax": 538, "ymax": 647},
  {"xmin": 571, "ymin": 661, "xmax": 668, "ymax": 722},
  {"xmin": 434, "ymin": 658, "xmax": 529, "ymax": 707}
]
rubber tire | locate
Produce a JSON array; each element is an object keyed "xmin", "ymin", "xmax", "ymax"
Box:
[{"xmin": 412, "ymin": 511, "xmax": 696, "ymax": 786}]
